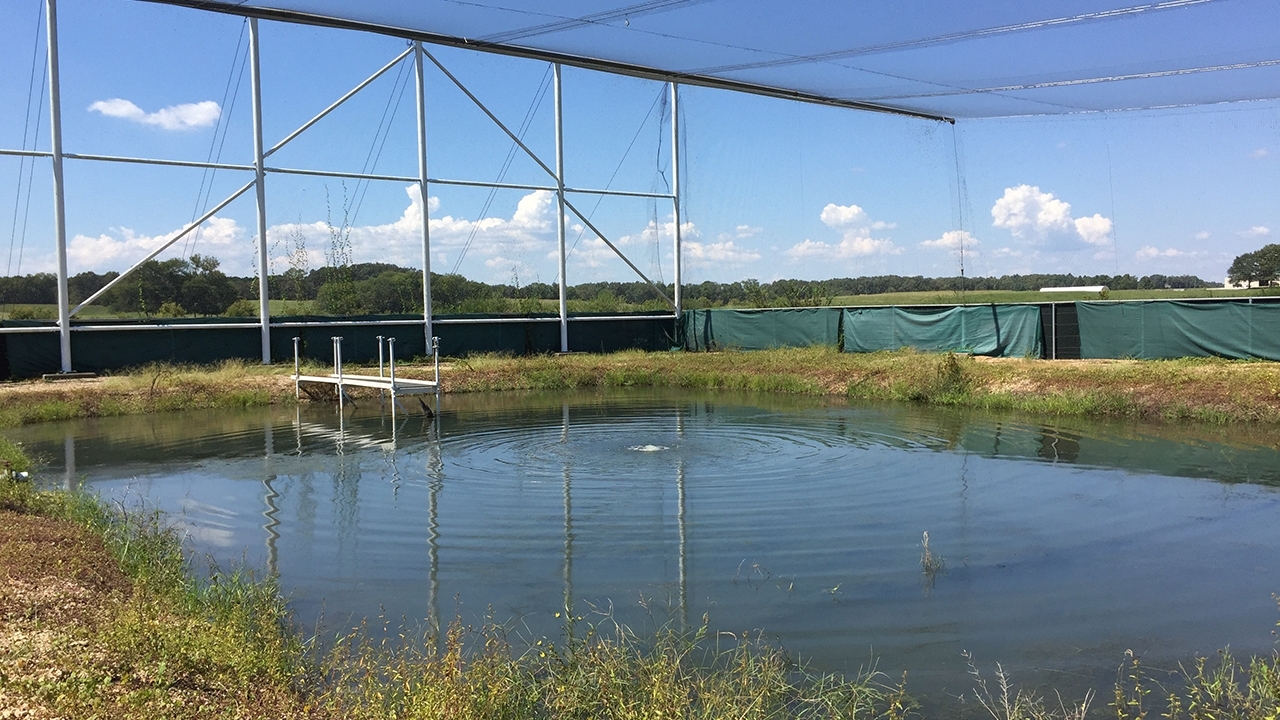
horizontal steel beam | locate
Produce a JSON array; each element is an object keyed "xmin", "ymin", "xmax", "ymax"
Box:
[{"xmin": 137, "ymin": 0, "xmax": 953, "ymax": 123}]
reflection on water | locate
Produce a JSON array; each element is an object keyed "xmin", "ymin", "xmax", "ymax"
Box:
[{"xmin": 13, "ymin": 390, "xmax": 1280, "ymax": 705}]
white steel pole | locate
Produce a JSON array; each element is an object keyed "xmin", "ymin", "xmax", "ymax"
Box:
[
  {"xmin": 670, "ymin": 82, "xmax": 682, "ymax": 317},
  {"xmin": 415, "ymin": 42, "xmax": 433, "ymax": 346},
  {"xmin": 554, "ymin": 64, "xmax": 569, "ymax": 353},
  {"xmin": 250, "ymin": 18, "xmax": 271, "ymax": 364},
  {"xmin": 46, "ymin": 0, "xmax": 71, "ymax": 372}
]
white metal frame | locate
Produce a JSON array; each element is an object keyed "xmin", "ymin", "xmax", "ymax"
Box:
[{"xmin": 0, "ymin": 0, "xmax": 685, "ymax": 371}]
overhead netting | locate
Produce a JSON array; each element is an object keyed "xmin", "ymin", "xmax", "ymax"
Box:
[{"xmin": 146, "ymin": 0, "xmax": 1280, "ymax": 119}]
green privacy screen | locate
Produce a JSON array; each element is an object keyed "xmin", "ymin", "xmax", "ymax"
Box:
[
  {"xmin": 842, "ymin": 305, "xmax": 1042, "ymax": 357},
  {"xmin": 1077, "ymin": 301, "xmax": 1280, "ymax": 360},
  {"xmin": 679, "ymin": 308, "xmax": 841, "ymax": 351},
  {"xmin": 0, "ymin": 313, "xmax": 678, "ymax": 379}
]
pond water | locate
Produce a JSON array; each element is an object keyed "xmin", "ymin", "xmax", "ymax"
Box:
[{"xmin": 12, "ymin": 389, "xmax": 1280, "ymax": 706}]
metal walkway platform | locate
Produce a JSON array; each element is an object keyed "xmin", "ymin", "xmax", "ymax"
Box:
[{"xmin": 292, "ymin": 335, "xmax": 440, "ymax": 414}]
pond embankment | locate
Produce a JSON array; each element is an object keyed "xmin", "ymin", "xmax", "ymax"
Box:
[{"xmin": 4, "ymin": 348, "xmax": 1280, "ymax": 429}]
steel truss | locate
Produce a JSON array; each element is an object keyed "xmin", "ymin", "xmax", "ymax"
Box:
[{"xmin": 0, "ymin": 0, "xmax": 684, "ymax": 370}]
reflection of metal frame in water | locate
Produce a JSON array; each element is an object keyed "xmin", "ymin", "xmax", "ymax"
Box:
[{"xmin": 562, "ymin": 403, "xmax": 574, "ymax": 618}]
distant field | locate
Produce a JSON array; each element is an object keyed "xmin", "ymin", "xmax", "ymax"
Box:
[
  {"xmin": 831, "ymin": 286, "xmax": 1280, "ymax": 307},
  {"xmin": 5, "ymin": 288, "xmax": 1280, "ymax": 321}
]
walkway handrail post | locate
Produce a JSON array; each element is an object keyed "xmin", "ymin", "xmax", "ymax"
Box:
[
  {"xmin": 388, "ymin": 337, "xmax": 397, "ymax": 391},
  {"xmin": 332, "ymin": 337, "xmax": 342, "ymax": 379},
  {"xmin": 292, "ymin": 336, "xmax": 301, "ymax": 399},
  {"xmin": 376, "ymin": 335, "xmax": 385, "ymax": 377},
  {"xmin": 432, "ymin": 336, "xmax": 440, "ymax": 386}
]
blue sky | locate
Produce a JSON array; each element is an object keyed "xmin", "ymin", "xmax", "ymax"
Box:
[{"xmin": 2, "ymin": 0, "xmax": 1278, "ymax": 288}]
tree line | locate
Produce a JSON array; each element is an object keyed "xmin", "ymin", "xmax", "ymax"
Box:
[
  {"xmin": 1227, "ymin": 244, "xmax": 1280, "ymax": 286},
  {"xmin": 1, "ymin": 258, "xmax": 1216, "ymax": 317}
]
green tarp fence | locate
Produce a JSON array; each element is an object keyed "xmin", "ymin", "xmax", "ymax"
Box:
[
  {"xmin": 0, "ymin": 313, "xmax": 677, "ymax": 380},
  {"xmin": 1077, "ymin": 301, "xmax": 1280, "ymax": 360},
  {"xmin": 842, "ymin": 305, "xmax": 1043, "ymax": 357},
  {"xmin": 679, "ymin": 308, "xmax": 841, "ymax": 351}
]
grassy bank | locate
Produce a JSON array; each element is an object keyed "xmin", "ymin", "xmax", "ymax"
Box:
[{"xmin": 5, "ymin": 348, "xmax": 1280, "ymax": 428}]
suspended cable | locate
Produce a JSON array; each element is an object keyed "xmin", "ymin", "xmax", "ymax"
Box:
[
  {"xmin": 471, "ymin": 0, "xmax": 715, "ymax": 45},
  {"xmin": 452, "ymin": 63, "xmax": 554, "ymax": 274},
  {"xmin": 1105, "ymin": 113, "xmax": 1120, "ymax": 272},
  {"xmin": 951, "ymin": 123, "xmax": 968, "ymax": 302},
  {"xmin": 349, "ymin": 55, "xmax": 413, "ymax": 229},
  {"xmin": 566, "ymin": 87, "xmax": 666, "ymax": 261},
  {"xmin": 7, "ymin": 0, "xmax": 46, "ymax": 277},
  {"xmin": 185, "ymin": 18, "xmax": 248, "ymax": 259}
]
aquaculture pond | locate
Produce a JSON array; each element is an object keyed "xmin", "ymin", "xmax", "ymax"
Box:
[{"xmin": 13, "ymin": 389, "xmax": 1280, "ymax": 705}]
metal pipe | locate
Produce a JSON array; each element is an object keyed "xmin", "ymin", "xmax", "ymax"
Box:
[
  {"xmin": 292, "ymin": 336, "xmax": 300, "ymax": 399},
  {"xmin": 432, "ymin": 336, "xmax": 440, "ymax": 385},
  {"xmin": 427, "ymin": 176, "xmax": 553, "ymax": 193},
  {"xmin": 1051, "ymin": 303, "xmax": 1057, "ymax": 360},
  {"xmin": 46, "ymin": 0, "xmax": 71, "ymax": 372},
  {"xmin": 0, "ymin": 148, "xmax": 51, "ymax": 159},
  {"xmin": 562, "ymin": 197, "xmax": 674, "ymax": 308},
  {"xmin": 670, "ymin": 82, "xmax": 683, "ymax": 317},
  {"xmin": 71, "ymin": 180, "xmax": 257, "ymax": 315},
  {"xmin": 566, "ymin": 186, "xmax": 675, "ymax": 200},
  {"xmin": 554, "ymin": 63, "xmax": 569, "ymax": 353},
  {"xmin": 267, "ymin": 165, "xmax": 417, "ymax": 183},
  {"xmin": 65, "ymin": 152, "xmax": 252, "ymax": 171},
  {"xmin": 415, "ymin": 42, "xmax": 433, "ymax": 347},
  {"xmin": 265, "ymin": 47, "xmax": 412, "ymax": 158},
  {"xmin": 387, "ymin": 336, "xmax": 397, "ymax": 389},
  {"xmin": 250, "ymin": 17, "xmax": 271, "ymax": 364},
  {"xmin": 376, "ymin": 335, "xmax": 385, "ymax": 377}
]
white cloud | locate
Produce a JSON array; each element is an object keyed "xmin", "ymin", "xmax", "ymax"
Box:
[
  {"xmin": 791, "ymin": 201, "xmax": 900, "ymax": 259},
  {"xmin": 819, "ymin": 203, "xmax": 869, "ymax": 228},
  {"xmin": 921, "ymin": 230, "xmax": 978, "ymax": 252},
  {"xmin": 683, "ymin": 240, "xmax": 761, "ymax": 265},
  {"xmin": 1240, "ymin": 225, "xmax": 1271, "ymax": 238},
  {"xmin": 1195, "ymin": 230, "xmax": 1211, "ymax": 241},
  {"xmin": 1136, "ymin": 245, "xmax": 1197, "ymax": 260},
  {"xmin": 990, "ymin": 184, "xmax": 1112, "ymax": 248},
  {"xmin": 68, "ymin": 216, "xmax": 244, "ymax": 272},
  {"xmin": 734, "ymin": 224, "xmax": 762, "ymax": 238},
  {"xmin": 785, "ymin": 236, "xmax": 900, "ymax": 259},
  {"xmin": 1252, "ymin": 148, "xmax": 1270, "ymax": 159},
  {"xmin": 88, "ymin": 98, "xmax": 220, "ymax": 130}
]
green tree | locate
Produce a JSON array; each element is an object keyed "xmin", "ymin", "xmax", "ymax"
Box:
[{"xmin": 1227, "ymin": 244, "xmax": 1280, "ymax": 286}]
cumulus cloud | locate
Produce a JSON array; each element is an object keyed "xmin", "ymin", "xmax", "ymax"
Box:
[
  {"xmin": 68, "ymin": 216, "xmax": 244, "ymax": 273},
  {"xmin": 787, "ymin": 202, "xmax": 899, "ymax": 260},
  {"xmin": 1252, "ymin": 148, "xmax": 1270, "ymax": 159},
  {"xmin": 88, "ymin": 98, "xmax": 221, "ymax": 130},
  {"xmin": 921, "ymin": 230, "xmax": 978, "ymax": 253},
  {"xmin": 1135, "ymin": 245, "xmax": 1198, "ymax": 260},
  {"xmin": 683, "ymin": 240, "xmax": 761, "ymax": 265},
  {"xmin": 990, "ymin": 184, "xmax": 1112, "ymax": 248},
  {"xmin": 1240, "ymin": 225, "xmax": 1271, "ymax": 238},
  {"xmin": 734, "ymin": 225, "xmax": 762, "ymax": 238},
  {"xmin": 1195, "ymin": 230, "xmax": 1211, "ymax": 241}
]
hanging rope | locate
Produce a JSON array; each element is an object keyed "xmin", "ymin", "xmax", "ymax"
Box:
[
  {"xmin": 350, "ymin": 53, "xmax": 414, "ymax": 229},
  {"xmin": 185, "ymin": 18, "xmax": 248, "ymax": 259},
  {"xmin": 950, "ymin": 122, "xmax": 969, "ymax": 302},
  {"xmin": 566, "ymin": 86, "xmax": 666, "ymax": 261},
  {"xmin": 6, "ymin": 0, "xmax": 47, "ymax": 278},
  {"xmin": 452, "ymin": 63, "xmax": 554, "ymax": 274}
]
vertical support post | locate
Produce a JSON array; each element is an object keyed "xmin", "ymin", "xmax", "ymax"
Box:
[
  {"xmin": 670, "ymin": 82, "xmax": 682, "ymax": 318},
  {"xmin": 1051, "ymin": 303, "xmax": 1057, "ymax": 360},
  {"xmin": 250, "ymin": 18, "xmax": 271, "ymax": 364},
  {"xmin": 291, "ymin": 336, "xmax": 300, "ymax": 399},
  {"xmin": 376, "ymin": 335, "xmax": 385, "ymax": 377},
  {"xmin": 414, "ymin": 42, "xmax": 433, "ymax": 346},
  {"xmin": 46, "ymin": 0, "xmax": 71, "ymax": 373},
  {"xmin": 554, "ymin": 64, "xmax": 569, "ymax": 353}
]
